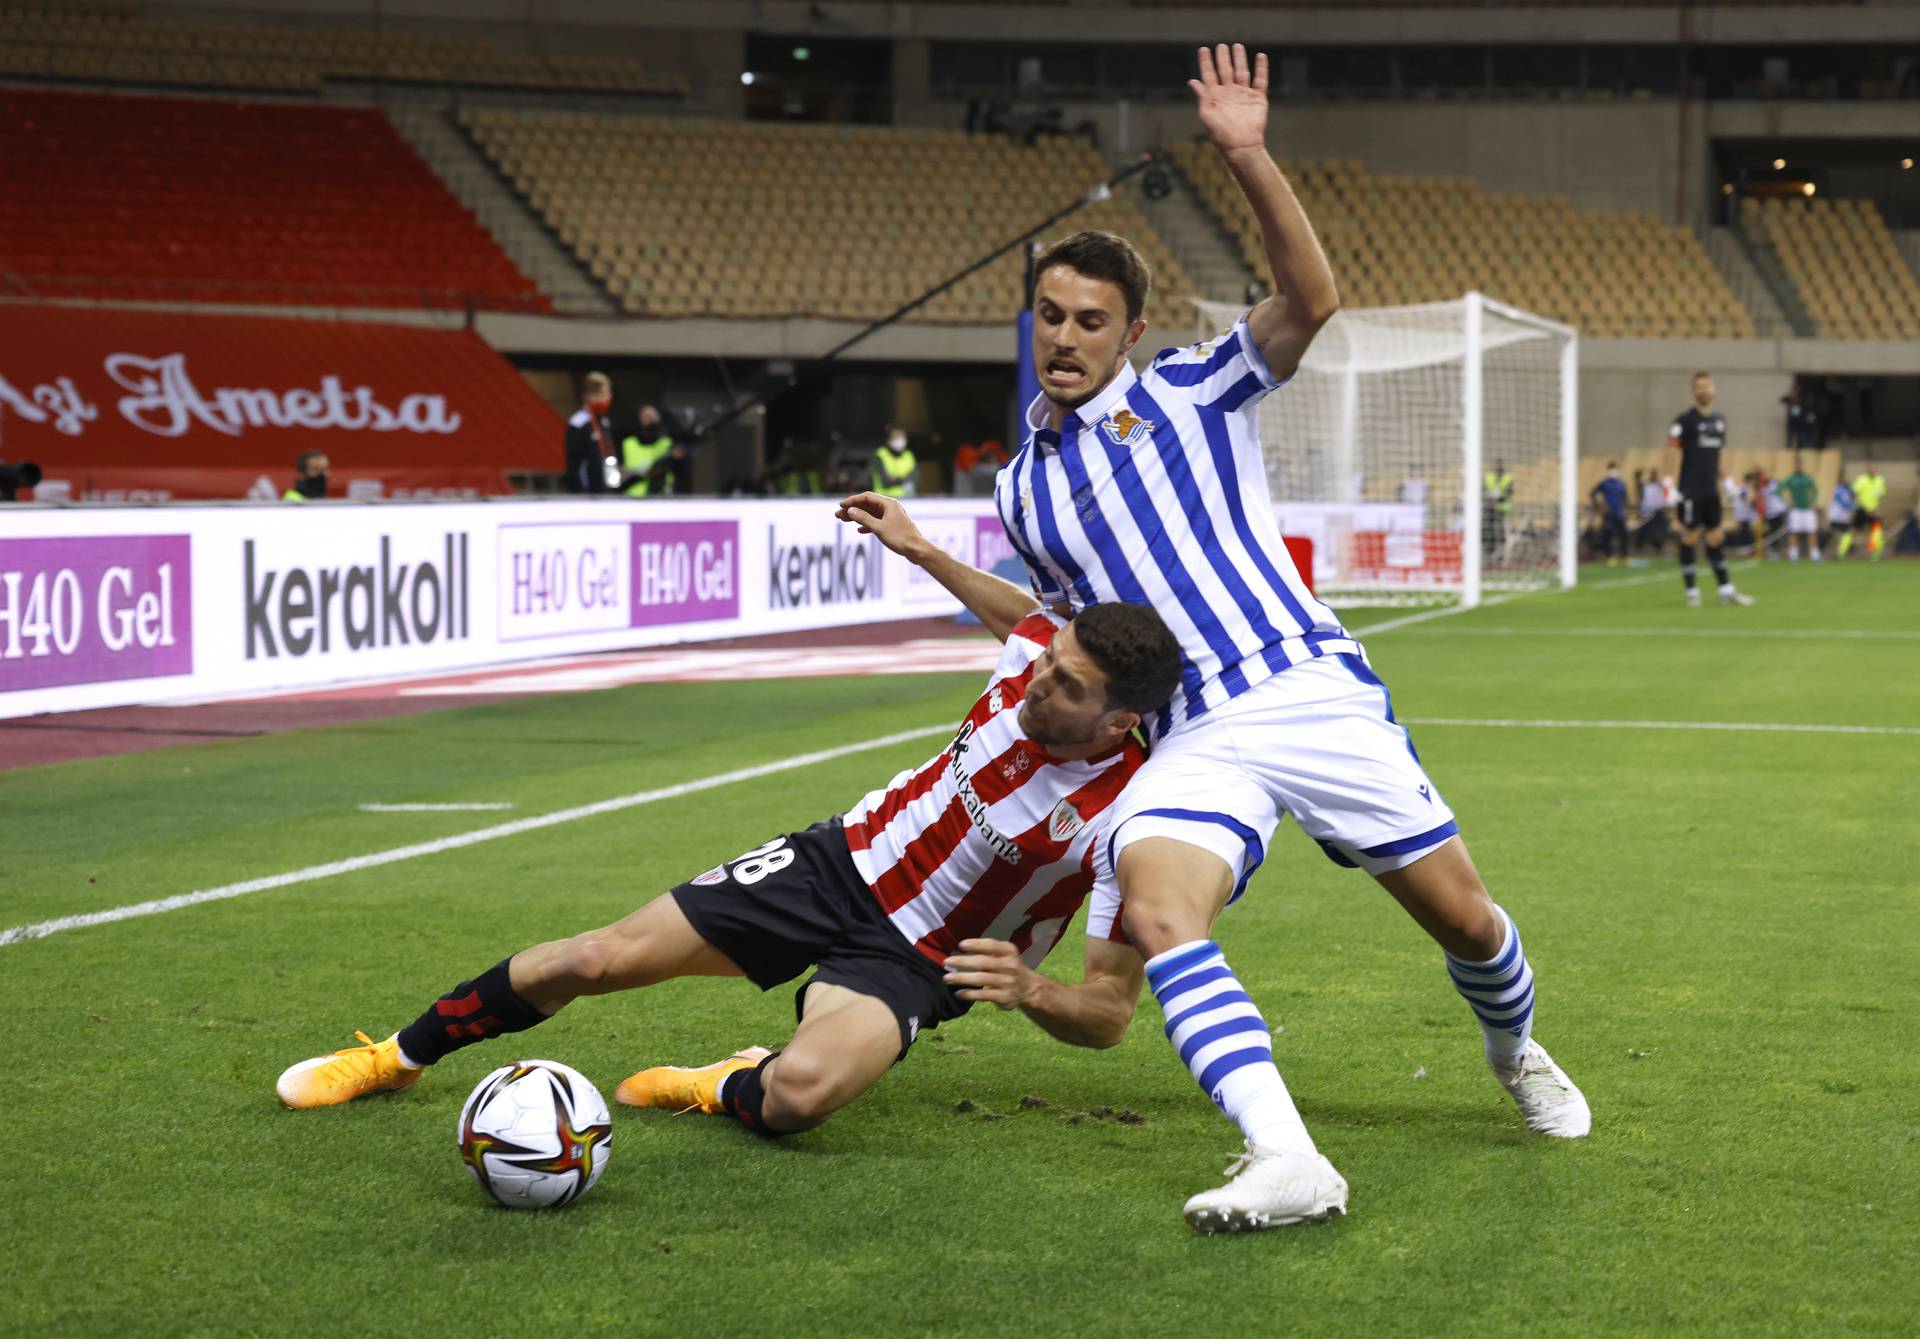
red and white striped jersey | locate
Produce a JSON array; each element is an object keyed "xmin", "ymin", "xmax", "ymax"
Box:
[{"xmin": 840, "ymin": 611, "xmax": 1143, "ymax": 970}]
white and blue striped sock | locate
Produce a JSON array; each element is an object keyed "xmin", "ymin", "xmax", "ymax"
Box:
[
  {"xmin": 1146, "ymin": 940, "xmax": 1315, "ymax": 1157},
  {"xmin": 1445, "ymin": 905, "xmax": 1535, "ymax": 1064}
]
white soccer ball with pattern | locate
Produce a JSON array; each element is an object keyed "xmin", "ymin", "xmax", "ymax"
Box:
[{"xmin": 457, "ymin": 1059, "xmax": 613, "ymax": 1209}]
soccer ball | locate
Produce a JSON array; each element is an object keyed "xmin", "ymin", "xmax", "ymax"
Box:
[{"xmin": 457, "ymin": 1059, "xmax": 613, "ymax": 1209}]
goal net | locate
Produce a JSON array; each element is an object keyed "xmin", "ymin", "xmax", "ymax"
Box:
[{"xmin": 1192, "ymin": 292, "xmax": 1577, "ymax": 607}]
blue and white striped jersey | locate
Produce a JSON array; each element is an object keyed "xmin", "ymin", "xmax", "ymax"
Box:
[{"xmin": 994, "ymin": 318, "xmax": 1356, "ymax": 742}]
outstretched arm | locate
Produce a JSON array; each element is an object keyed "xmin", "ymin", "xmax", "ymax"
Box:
[
  {"xmin": 836, "ymin": 492, "xmax": 1038, "ymax": 643},
  {"xmin": 1194, "ymin": 42, "xmax": 1339, "ymax": 383},
  {"xmin": 942, "ymin": 937, "xmax": 1145, "ymax": 1050}
]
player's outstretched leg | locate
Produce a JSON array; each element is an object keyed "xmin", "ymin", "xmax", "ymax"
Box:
[
  {"xmin": 275, "ymin": 893, "xmax": 740, "ymax": 1109},
  {"xmin": 1377, "ymin": 840, "xmax": 1590, "ymax": 1138},
  {"xmin": 1119, "ymin": 839, "xmax": 1348, "ymax": 1233},
  {"xmin": 619, "ymin": 982, "xmax": 901, "ymax": 1135}
]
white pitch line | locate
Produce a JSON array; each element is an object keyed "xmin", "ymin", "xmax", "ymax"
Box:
[
  {"xmin": 1405, "ymin": 716, "xmax": 1920, "ymax": 737},
  {"xmin": 1346, "ymin": 593, "xmax": 1523, "ymax": 637},
  {"xmin": 0, "ymin": 723, "xmax": 953, "ymax": 949},
  {"xmin": 1390, "ymin": 626, "xmax": 1920, "ymax": 641},
  {"xmin": 359, "ymin": 802, "xmax": 517, "ymax": 813},
  {"xmin": 1350, "ymin": 559, "xmax": 1763, "ymax": 638}
]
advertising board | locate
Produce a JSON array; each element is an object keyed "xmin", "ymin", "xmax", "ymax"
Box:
[{"xmin": 0, "ymin": 497, "xmax": 1008, "ymax": 719}]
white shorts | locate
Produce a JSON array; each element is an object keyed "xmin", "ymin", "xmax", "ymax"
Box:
[
  {"xmin": 1788, "ymin": 509, "xmax": 1819, "ymax": 535},
  {"xmin": 1103, "ymin": 652, "xmax": 1459, "ymax": 895}
]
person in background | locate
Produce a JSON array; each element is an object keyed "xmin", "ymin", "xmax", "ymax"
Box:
[
  {"xmin": 1760, "ymin": 469, "xmax": 1790, "ymax": 558},
  {"xmin": 1779, "ymin": 454, "xmax": 1822, "ymax": 564},
  {"xmin": 1840, "ymin": 462, "xmax": 1888, "ymax": 560},
  {"xmin": 1668, "ymin": 371, "xmax": 1752, "ymax": 606},
  {"xmin": 1588, "ymin": 462, "xmax": 1629, "ymax": 567},
  {"xmin": 1482, "ymin": 460, "xmax": 1513, "ymax": 557},
  {"xmin": 1827, "ymin": 473, "xmax": 1856, "ymax": 557},
  {"xmin": 1636, "ymin": 468, "xmax": 1669, "ymax": 555},
  {"xmin": 621, "ymin": 404, "xmax": 676, "ymax": 497},
  {"xmin": 1782, "ymin": 381, "xmax": 1820, "ymax": 454},
  {"xmin": 282, "ymin": 450, "xmax": 330, "ymax": 502},
  {"xmin": 564, "ymin": 372, "xmax": 618, "ymax": 495},
  {"xmin": 871, "ymin": 425, "xmax": 917, "ymax": 499}
]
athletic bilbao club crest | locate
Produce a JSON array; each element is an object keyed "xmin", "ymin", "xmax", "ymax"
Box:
[
  {"xmin": 691, "ymin": 865, "xmax": 727, "ymax": 886},
  {"xmin": 1047, "ymin": 798, "xmax": 1087, "ymax": 842},
  {"xmin": 1102, "ymin": 407, "xmax": 1153, "ymax": 448}
]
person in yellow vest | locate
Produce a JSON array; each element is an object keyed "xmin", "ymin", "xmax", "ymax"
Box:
[
  {"xmin": 1481, "ymin": 462, "xmax": 1514, "ymax": 557},
  {"xmin": 282, "ymin": 451, "xmax": 330, "ymax": 502},
  {"xmin": 871, "ymin": 426, "xmax": 917, "ymax": 499},
  {"xmin": 621, "ymin": 405, "xmax": 675, "ymax": 498},
  {"xmin": 1839, "ymin": 462, "xmax": 1888, "ymax": 560}
]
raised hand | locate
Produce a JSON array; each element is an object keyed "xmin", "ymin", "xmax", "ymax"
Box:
[
  {"xmin": 835, "ymin": 491, "xmax": 926, "ymax": 559},
  {"xmin": 1189, "ymin": 42, "xmax": 1268, "ymax": 153}
]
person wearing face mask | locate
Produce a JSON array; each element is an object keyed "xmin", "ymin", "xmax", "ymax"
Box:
[
  {"xmin": 871, "ymin": 425, "xmax": 917, "ymax": 499},
  {"xmin": 620, "ymin": 404, "xmax": 677, "ymax": 498},
  {"xmin": 564, "ymin": 372, "xmax": 619, "ymax": 494},
  {"xmin": 281, "ymin": 451, "xmax": 330, "ymax": 502}
]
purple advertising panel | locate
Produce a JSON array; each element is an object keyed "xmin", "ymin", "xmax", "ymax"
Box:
[
  {"xmin": 631, "ymin": 521, "xmax": 739, "ymax": 628},
  {"xmin": 975, "ymin": 513, "xmax": 1021, "ymax": 579},
  {"xmin": 0, "ymin": 535, "xmax": 193, "ymax": 691}
]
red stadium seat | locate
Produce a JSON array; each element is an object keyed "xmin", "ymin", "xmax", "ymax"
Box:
[{"xmin": 0, "ymin": 89, "xmax": 550, "ymax": 313}]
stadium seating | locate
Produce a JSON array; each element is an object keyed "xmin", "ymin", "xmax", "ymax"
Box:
[
  {"xmin": 0, "ymin": 88, "xmax": 548, "ymax": 311},
  {"xmin": 0, "ymin": 8, "xmax": 681, "ymax": 97},
  {"xmin": 1169, "ymin": 141, "xmax": 1756, "ymax": 339},
  {"xmin": 460, "ymin": 112, "xmax": 1203, "ymax": 327},
  {"xmin": 1741, "ymin": 197, "xmax": 1920, "ymax": 341}
]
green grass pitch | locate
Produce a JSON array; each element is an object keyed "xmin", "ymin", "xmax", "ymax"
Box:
[{"xmin": 3, "ymin": 560, "xmax": 1915, "ymax": 1337}]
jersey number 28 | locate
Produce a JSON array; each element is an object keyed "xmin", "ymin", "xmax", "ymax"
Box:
[{"xmin": 730, "ymin": 836, "xmax": 794, "ymax": 885}]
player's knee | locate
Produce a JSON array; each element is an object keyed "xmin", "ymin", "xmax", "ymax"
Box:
[
  {"xmin": 551, "ymin": 933, "xmax": 629, "ymax": 996},
  {"xmin": 762, "ymin": 1052, "xmax": 841, "ymax": 1129},
  {"xmin": 1120, "ymin": 902, "xmax": 1209, "ymax": 958}
]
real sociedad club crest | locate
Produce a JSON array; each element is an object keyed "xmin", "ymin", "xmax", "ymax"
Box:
[
  {"xmin": 1102, "ymin": 407, "xmax": 1153, "ymax": 449},
  {"xmin": 1047, "ymin": 798, "xmax": 1087, "ymax": 842}
]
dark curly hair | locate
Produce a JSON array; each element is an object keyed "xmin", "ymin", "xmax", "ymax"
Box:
[
  {"xmin": 1031, "ymin": 230, "xmax": 1153, "ymax": 326},
  {"xmin": 1070, "ymin": 601, "xmax": 1182, "ymax": 716}
]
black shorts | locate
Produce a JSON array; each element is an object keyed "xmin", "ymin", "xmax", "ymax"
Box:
[
  {"xmin": 1852, "ymin": 508, "xmax": 1880, "ymax": 529},
  {"xmin": 669, "ymin": 818, "xmax": 968, "ymax": 1060},
  {"xmin": 1677, "ymin": 492, "xmax": 1723, "ymax": 532}
]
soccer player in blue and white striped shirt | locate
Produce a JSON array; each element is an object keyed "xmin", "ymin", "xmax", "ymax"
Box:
[{"xmin": 996, "ymin": 44, "xmax": 1590, "ymax": 1232}]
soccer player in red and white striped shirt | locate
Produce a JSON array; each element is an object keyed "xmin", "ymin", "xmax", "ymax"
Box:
[{"xmin": 275, "ymin": 496, "xmax": 1179, "ymax": 1141}]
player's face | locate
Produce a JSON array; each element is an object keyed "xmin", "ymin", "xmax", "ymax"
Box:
[
  {"xmin": 1019, "ymin": 624, "xmax": 1134, "ymax": 750},
  {"xmin": 1031, "ymin": 267, "xmax": 1147, "ymax": 410},
  {"xmin": 1693, "ymin": 376, "xmax": 1715, "ymax": 408}
]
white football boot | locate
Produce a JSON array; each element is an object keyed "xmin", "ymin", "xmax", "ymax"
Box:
[
  {"xmin": 1685, "ymin": 587, "xmax": 1702, "ymax": 607},
  {"xmin": 1182, "ymin": 1141, "xmax": 1349, "ymax": 1233},
  {"xmin": 1718, "ymin": 587, "xmax": 1756, "ymax": 606},
  {"xmin": 1491, "ymin": 1040, "xmax": 1591, "ymax": 1137}
]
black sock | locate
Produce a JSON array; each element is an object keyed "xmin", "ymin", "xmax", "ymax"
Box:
[
  {"xmin": 718, "ymin": 1052, "xmax": 785, "ymax": 1137},
  {"xmin": 1678, "ymin": 543, "xmax": 1697, "ymax": 590},
  {"xmin": 395, "ymin": 957, "xmax": 548, "ymax": 1067},
  {"xmin": 1706, "ymin": 544, "xmax": 1730, "ymax": 587}
]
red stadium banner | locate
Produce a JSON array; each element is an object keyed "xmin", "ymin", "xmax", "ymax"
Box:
[{"xmin": 0, "ymin": 305, "xmax": 558, "ymax": 501}]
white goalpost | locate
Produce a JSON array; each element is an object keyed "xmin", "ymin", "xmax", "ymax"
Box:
[{"xmin": 1193, "ymin": 292, "xmax": 1578, "ymax": 608}]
